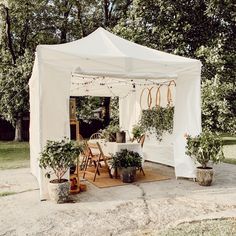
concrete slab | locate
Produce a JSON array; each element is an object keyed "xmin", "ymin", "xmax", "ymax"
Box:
[{"xmin": 0, "ymin": 162, "xmax": 236, "ymax": 235}]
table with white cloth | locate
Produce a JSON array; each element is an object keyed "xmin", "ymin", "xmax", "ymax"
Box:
[
  {"xmin": 101, "ymin": 141, "xmax": 144, "ymax": 159},
  {"xmin": 89, "ymin": 139, "xmax": 144, "ymax": 178}
]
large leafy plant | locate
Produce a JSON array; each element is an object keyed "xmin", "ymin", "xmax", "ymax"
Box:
[
  {"xmin": 185, "ymin": 132, "xmax": 225, "ymax": 169},
  {"xmin": 110, "ymin": 149, "xmax": 142, "ymax": 169},
  {"xmin": 140, "ymin": 106, "xmax": 174, "ymax": 141},
  {"xmin": 39, "ymin": 138, "xmax": 83, "ymax": 183}
]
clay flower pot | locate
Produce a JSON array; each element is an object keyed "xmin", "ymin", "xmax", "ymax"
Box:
[
  {"xmin": 120, "ymin": 167, "xmax": 136, "ymax": 183},
  {"xmin": 196, "ymin": 167, "xmax": 214, "ymax": 186},
  {"xmin": 48, "ymin": 179, "xmax": 70, "ymax": 203}
]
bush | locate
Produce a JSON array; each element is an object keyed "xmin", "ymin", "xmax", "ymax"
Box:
[{"xmin": 202, "ymin": 80, "xmax": 236, "ymax": 135}]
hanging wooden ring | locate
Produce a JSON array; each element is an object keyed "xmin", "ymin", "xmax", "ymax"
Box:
[
  {"xmin": 148, "ymin": 87, "xmax": 154, "ymax": 109},
  {"xmin": 140, "ymin": 87, "xmax": 153, "ymax": 110},
  {"xmin": 167, "ymin": 80, "xmax": 176, "ymax": 107},
  {"xmin": 155, "ymin": 85, "xmax": 162, "ymax": 108}
]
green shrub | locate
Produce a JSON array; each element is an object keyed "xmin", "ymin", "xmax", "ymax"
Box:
[{"xmin": 202, "ymin": 80, "xmax": 236, "ymax": 135}]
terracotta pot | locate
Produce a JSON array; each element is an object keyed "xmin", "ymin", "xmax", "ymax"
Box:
[
  {"xmin": 48, "ymin": 179, "xmax": 70, "ymax": 203},
  {"xmin": 196, "ymin": 167, "xmax": 214, "ymax": 186},
  {"xmin": 120, "ymin": 167, "xmax": 136, "ymax": 183}
]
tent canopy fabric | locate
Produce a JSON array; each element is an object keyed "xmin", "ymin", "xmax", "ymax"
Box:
[{"xmin": 29, "ymin": 27, "xmax": 202, "ymax": 200}]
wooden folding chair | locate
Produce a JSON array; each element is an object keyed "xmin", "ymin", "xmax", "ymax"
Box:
[
  {"xmin": 89, "ymin": 132, "xmax": 103, "ymax": 140},
  {"xmin": 138, "ymin": 134, "xmax": 146, "ymax": 148},
  {"xmin": 83, "ymin": 141, "xmax": 112, "ymax": 182},
  {"xmin": 138, "ymin": 134, "xmax": 145, "ymax": 176}
]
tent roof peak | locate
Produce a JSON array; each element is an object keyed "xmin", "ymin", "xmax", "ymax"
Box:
[{"xmin": 38, "ymin": 27, "xmax": 199, "ymax": 63}]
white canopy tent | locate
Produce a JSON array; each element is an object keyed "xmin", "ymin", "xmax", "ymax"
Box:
[{"xmin": 29, "ymin": 27, "xmax": 202, "ymax": 200}]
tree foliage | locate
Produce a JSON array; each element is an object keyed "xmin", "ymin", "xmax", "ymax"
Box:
[
  {"xmin": 202, "ymin": 79, "xmax": 236, "ymax": 134},
  {"xmin": 114, "ymin": 0, "xmax": 235, "ymax": 134},
  {"xmin": 0, "ymin": 0, "xmax": 235, "ymax": 139}
]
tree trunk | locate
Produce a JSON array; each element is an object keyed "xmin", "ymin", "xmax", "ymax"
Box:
[
  {"xmin": 103, "ymin": 0, "xmax": 110, "ymax": 26},
  {"xmin": 103, "ymin": 97, "xmax": 110, "ymax": 126},
  {"xmin": 3, "ymin": 5, "xmax": 16, "ymax": 64},
  {"xmin": 14, "ymin": 118, "xmax": 23, "ymax": 141}
]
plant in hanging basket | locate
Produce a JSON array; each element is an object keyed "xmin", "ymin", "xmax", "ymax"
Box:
[
  {"xmin": 185, "ymin": 132, "xmax": 225, "ymax": 186},
  {"xmin": 39, "ymin": 138, "xmax": 83, "ymax": 203},
  {"xmin": 140, "ymin": 106, "xmax": 174, "ymax": 141},
  {"xmin": 110, "ymin": 149, "xmax": 142, "ymax": 183}
]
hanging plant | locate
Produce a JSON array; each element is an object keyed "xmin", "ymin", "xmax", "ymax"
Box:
[{"xmin": 140, "ymin": 106, "xmax": 174, "ymax": 141}]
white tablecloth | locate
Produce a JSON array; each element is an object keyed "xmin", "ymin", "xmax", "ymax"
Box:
[
  {"xmin": 89, "ymin": 139, "xmax": 143, "ymax": 160},
  {"xmin": 103, "ymin": 142, "xmax": 143, "ymax": 157}
]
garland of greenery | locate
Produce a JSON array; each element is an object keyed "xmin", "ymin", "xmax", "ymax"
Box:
[{"xmin": 140, "ymin": 106, "xmax": 174, "ymax": 141}]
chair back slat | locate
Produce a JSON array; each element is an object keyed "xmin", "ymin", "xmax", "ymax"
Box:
[{"xmin": 89, "ymin": 132, "xmax": 103, "ymax": 140}]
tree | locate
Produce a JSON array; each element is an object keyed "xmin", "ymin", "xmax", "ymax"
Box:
[
  {"xmin": 202, "ymin": 79, "xmax": 236, "ymax": 135},
  {"xmin": 0, "ymin": 49, "xmax": 33, "ymax": 141},
  {"xmin": 114, "ymin": 0, "xmax": 236, "ymax": 134},
  {"xmin": 0, "ymin": 0, "xmax": 83, "ymax": 140},
  {"xmin": 0, "ymin": 1, "xmax": 39, "ymax": 141}
]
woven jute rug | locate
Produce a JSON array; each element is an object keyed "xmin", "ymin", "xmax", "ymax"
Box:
[{"xmin": 80, "ymin": 167, "xmax": 171, "ymax": 188}]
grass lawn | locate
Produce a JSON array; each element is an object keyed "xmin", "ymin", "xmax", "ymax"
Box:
[
  {"xmin": 222, "ymin": 135, "xmax": 236, "ymax": 164},
  {"xmin": 0, "ymin": 135, "xmax": 235, "ymax": 170},
  {"xmin": 0, "ymin": 141, "xmax": 29, "ymax": 169}
]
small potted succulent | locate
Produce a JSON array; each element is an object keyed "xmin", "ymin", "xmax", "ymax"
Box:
[
  {"xmin": 185, "ymin": 132, "xmax": 225, "ymax": 186},
  {"xmin": 110, "ymin": 149, "xmax": 142, "ymax": 183},
  {"xmin": 39, "ymin": 138, "xmax": 82, "ymax": 203}
]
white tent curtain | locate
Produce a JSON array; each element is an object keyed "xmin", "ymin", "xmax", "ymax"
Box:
[{"xmin": 29, "ymin": 28, "xmax": 202, "ymax": 200}]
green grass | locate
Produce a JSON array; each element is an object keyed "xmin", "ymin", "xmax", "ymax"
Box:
[
  {"xmin": 0, "ymin": 135, "xmax": 235, "ymax": 170},
  {"xmin": 222, "ymin": 135, "xmax": 236, "ymax": 145},
  {"xmin": 0, "ymin": 141, "xmax": 29, "ymax": 169},
  {"xmin": 0, "ymin": 191, "xmax": 16, "ymax": 197},
  {"xmin": 221, "ymin": 135, "xmax": 236, "ymax": 164},
  {"xmin": 223, "ymin": 158, "xmax": 236, "ymax": 165}
]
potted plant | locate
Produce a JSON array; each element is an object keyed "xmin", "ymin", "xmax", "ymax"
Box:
[
  {"xmin": 185, "ymin": 132, "xmax": 225, "ymax": 186},
  {"xmin": 110, "ymin": 149, "xmax": 142, "ymax": 183},
  {"xmin": 132, "ymin": 124, "xmax": 144, "ymax": 142},
  {"xmin": 102, "ymin": 123, "xmax": 119, "ymax": 142},
  {"xmin": 39, "ymin": 138, "xmax": 82, "ymax": 203}
]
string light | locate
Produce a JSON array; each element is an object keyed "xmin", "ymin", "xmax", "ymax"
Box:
[{"xmin": 71, "ymin": 74, "xmax": 176, "ymax": 99}]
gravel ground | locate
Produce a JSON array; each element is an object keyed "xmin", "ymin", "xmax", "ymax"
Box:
[
  {"xmin": 159, "ymin": 218, "xmax": 236, "ymax": 236},
  {"xmin": 0, "ymin": 163, "xmax": 236, "ymax": 235}
]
